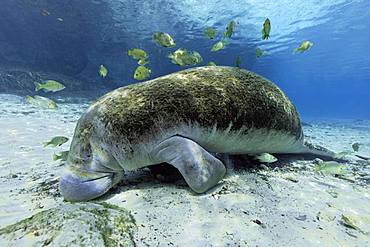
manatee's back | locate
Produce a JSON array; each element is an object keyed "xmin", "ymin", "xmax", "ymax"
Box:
[{"xmin": 94, "ymin": 66, "xmax": 302, "ymax": 145}]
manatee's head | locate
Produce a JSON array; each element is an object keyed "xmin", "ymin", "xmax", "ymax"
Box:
[{"xmin": 59, "ymin": 117, "xmax": 123, "ymax": 202}]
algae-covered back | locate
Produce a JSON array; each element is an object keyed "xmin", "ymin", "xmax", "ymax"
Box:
[
  {"xmin": 0, "ymin": 202, "xmax": 136, "ymax": 247},
  {"xmin": 93, "ymin": 66, "xmax": 302, "ymax": 143}
]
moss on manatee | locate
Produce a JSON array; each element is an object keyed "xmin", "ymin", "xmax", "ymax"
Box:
[{"xmin": 92, "ymin": 66, "xmax": 301, "ymax": 144}]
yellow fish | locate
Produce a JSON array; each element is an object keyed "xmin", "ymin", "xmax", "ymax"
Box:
[
  {"xmin": 168, "ymin": 49, "xmax": 202, "ymax": 66},
  {"xmin": 44, "ymin": 136, "xmax": 69, "ymax": 147},
  {"xmin": 35, "ymin": 80, "xmax": 65, "ymax": 92},
  {"xmin": 261, "ymin": 18, "xmax": 271, "ymax": 40},
  {"xmin": 99, "ymin": 65, "xmax": 108, "ymax": 78},
  {"xmin": 53, "ymin": 150, "xmax": 69, "ymax": 161},
  {"xmin": 204, "ymin": 28, "xmax": 217, "ymax": 39},
  {"xmin": 134, "ymin": 66, "xmax": 151, "ymax": 80},
  {"xmin": 26, "ymin": 95, "xmax": 58, "ymax": 109},
  {"xmin": 153, "ymin": 32, "xmax": 176, "ymax": 47},
  {"xmin": 127, "ymin": 48, "xmax": 148, "ymax": 60},
  {"xmin": 211, "ymin": 40, "xmax": 228, "ymax": 52},
  {"xmin": 294, "ymin": 41, "xmax": 313, "ymax": 53},
  {"xmin": 224, "ymin": 20, "xmax": 237, "ymax": 38},
  {"xmin": 255, "ymin": 153, "xmax": 277, "ymax": 163}
]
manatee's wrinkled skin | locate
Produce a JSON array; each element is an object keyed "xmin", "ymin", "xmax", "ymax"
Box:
[{"xmin": 60, "ymin": 66, "xmax": 333, "ymax": 201}]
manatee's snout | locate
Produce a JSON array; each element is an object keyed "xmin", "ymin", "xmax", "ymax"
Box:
[{"xmin": 59, "ymin": 167, "xmax": 116, "ymax": 202}]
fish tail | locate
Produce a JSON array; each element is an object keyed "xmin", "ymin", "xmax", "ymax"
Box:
[
  {"xmin": 35, "ymin": 82, "xmax": 42, "ymax": 91},
  {"xmin": 43, "ymin": 142, "xmax": 49, "ymax": 147}
]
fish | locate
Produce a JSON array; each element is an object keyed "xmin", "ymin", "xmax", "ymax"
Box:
[
  {"xmin": 168, "ymin": 49, "xmax": 203, "ymax": 66},
  {"xmin": 261, "ymin": 18, "xmax": 271, "ymax": 40},
  {"xmin": 207, "ymin": 61, "xmax": 217, "ymax": 66},
  {"xmin": 211, "ymin": 40, "xmax": 228, "ymax": 52},
  {"xmin": 57, "ymin": 18, "xmax": 64, "ymax": 22},
  {"xmin": 204, "ymin": 27, "xmax": 217, "ymax": 39},
  {"xmin": 41, "ymin": 9, "xmax": 50, "ymax": 16},
  {"xmin": 224, "ymin": 20, "xmax": 237, "ymax": 38},
  {"xmin": 26, "ymin": 95, "xmax": 58, "ymax": 109},
  {"xmin": 352, "ymin": 142, "xmax": 362, "ymax": 152},
  {"xmin": 294, "ymin": 41, "xmax": 313, "ymax": 53},
  {"xmin": 334, "ymin": 150, "xmax": 354, "ymax": 159},
  {"xmin": 256, "ymin": 47, "xmax": 264, "ymax": 58},
  {"xmin": 53, "ymin": 150, "xmax": 69, "ymax": 161},
  {"xmin": 35, "ymin": 80, "xmax": 65, "ymax": 92},
  {"xmin": 99, "ymin": 65, "xmax": 108, "ymax": 78},
  {"xmin": 153, "ymin": 32, "xmax": 176, "ymax": 48},
  {"xmin": 235, "ymin": 56, "xmax": 241, "ymax": 68},
  {"xmin": 315, "ymin": 161, "xmax": 347, "ymax": 176},
  {"xmin": 255, "ymin": 153, "xmax": 278, "ymax": 163},
  {"xmin": 127, "ymin": 48, "xmax": 148, "ymax": 60},
  {"xmin": 134, "ymin": 66, "xmax": 151, "ymax": 80},
  {"xmin": 43, "ymin": 136, "xmax": 69, "ymax": 148}
]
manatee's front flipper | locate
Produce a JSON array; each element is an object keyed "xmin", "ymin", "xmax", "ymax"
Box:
[
  {"xmin": 59, "ymin": 166, "xmax": 122, "ymax": 202},
  {"xmin": 150, "ymin": 136, "xmax": 226, "ymax": 193}
]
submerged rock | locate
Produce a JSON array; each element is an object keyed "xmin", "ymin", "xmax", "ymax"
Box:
[{"xmin": 0, "ymin": 202, "xmax": 136, "ymax": 247}]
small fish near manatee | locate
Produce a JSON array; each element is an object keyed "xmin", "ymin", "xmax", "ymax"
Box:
[
  {"xmin": 59, "ymin": 66, "xmax": 340, "ymax": 202},
  {"xmin": 127, "ymin": 48, "xmax": 148, "ymax": 60},
  {"xmin": 255, "ymin": 153, "xmax": 278, "ymax": 163},
  {"xmin": 35, "ymin": 80, "xmax": 65, "ymax": 92},
  {"xmin": 168, "ymin": 48, "xmax": 203, "ymax": 66},
  {"xmin": 224, "ymin": 20, "xmax": 237, "ymax": 38},
  {"xmin": 211, "ymin": 40, "xmax": 228, "ymax": 52},
  {"xmin": 43, "ymin": 136, "xmax": 69, "ymax": 148},
  {"xmin": 204, "ymin": 27, "xmax": 217, "ymax": 39},
  {"xmin": 53, "ymin": 151, "xmax": 70, "ymax": 161},
  {"xmin": 153, "ymin": 32, "xmax": 176, "ymax": 48},
  {"xmin": 294, "ymin": 41, "xmax": 313, "ymax": 53},
  {"xmin": 134, "ymin": 65, "xmax": 151, "ymax": 80},
  {"xmin": 261, "ymin": 18, "xmax": 271, "ymax": 40},
  {"xmin": 26, "ymin": 95, "xmax": 58, "ymax": 109},
  {"xmin": 99, "ymin": 65, "xmax": 108, "ymax": 78},
  {"xmin": 352, "ymin": 142, "xmax": 362, "ymax": 152}
]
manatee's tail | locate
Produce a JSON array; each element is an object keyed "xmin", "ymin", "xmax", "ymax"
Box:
[
  {"xmin": 301, "ymin": 141, "xmax": 336, "ymax": 159},
  {"xmin": 302, "ymin": 141, "xmax": 370, "ymax": 160}
]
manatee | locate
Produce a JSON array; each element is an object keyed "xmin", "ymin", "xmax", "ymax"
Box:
[{"xmin": 60, "ymin": 66, "xmax": 335, "ymax": 201}]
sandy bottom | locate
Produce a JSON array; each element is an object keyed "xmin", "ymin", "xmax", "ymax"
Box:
[{"xmin": 0, "ymin": 93, "xmax": 369, "ymax": 246}]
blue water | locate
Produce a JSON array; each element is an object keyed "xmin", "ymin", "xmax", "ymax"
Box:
[{"xmin": 1, "ymin": 0, "xmax": 369, "ymax": 118}]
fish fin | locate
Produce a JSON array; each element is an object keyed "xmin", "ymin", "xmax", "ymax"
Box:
[
  {"xmin": 35, "ymin": 82, "xmax": 42, "ymax": 91},
  {"xmin": 43, "ymin": 142, "xmax": 49, "ymax": 147}
]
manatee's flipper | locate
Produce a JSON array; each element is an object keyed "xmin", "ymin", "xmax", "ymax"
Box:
[
  {"xmin": 59, "ymin": 166, "xmax": 122, "ymax": 202},
  {"xmin": 150, "ymin": 136, "xmax": 226, "ymax": 193}
]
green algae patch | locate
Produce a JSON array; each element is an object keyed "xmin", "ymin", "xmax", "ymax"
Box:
[{"xmin": 0, "ymin": 202, "xmax": 136, "ymax": 247}]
